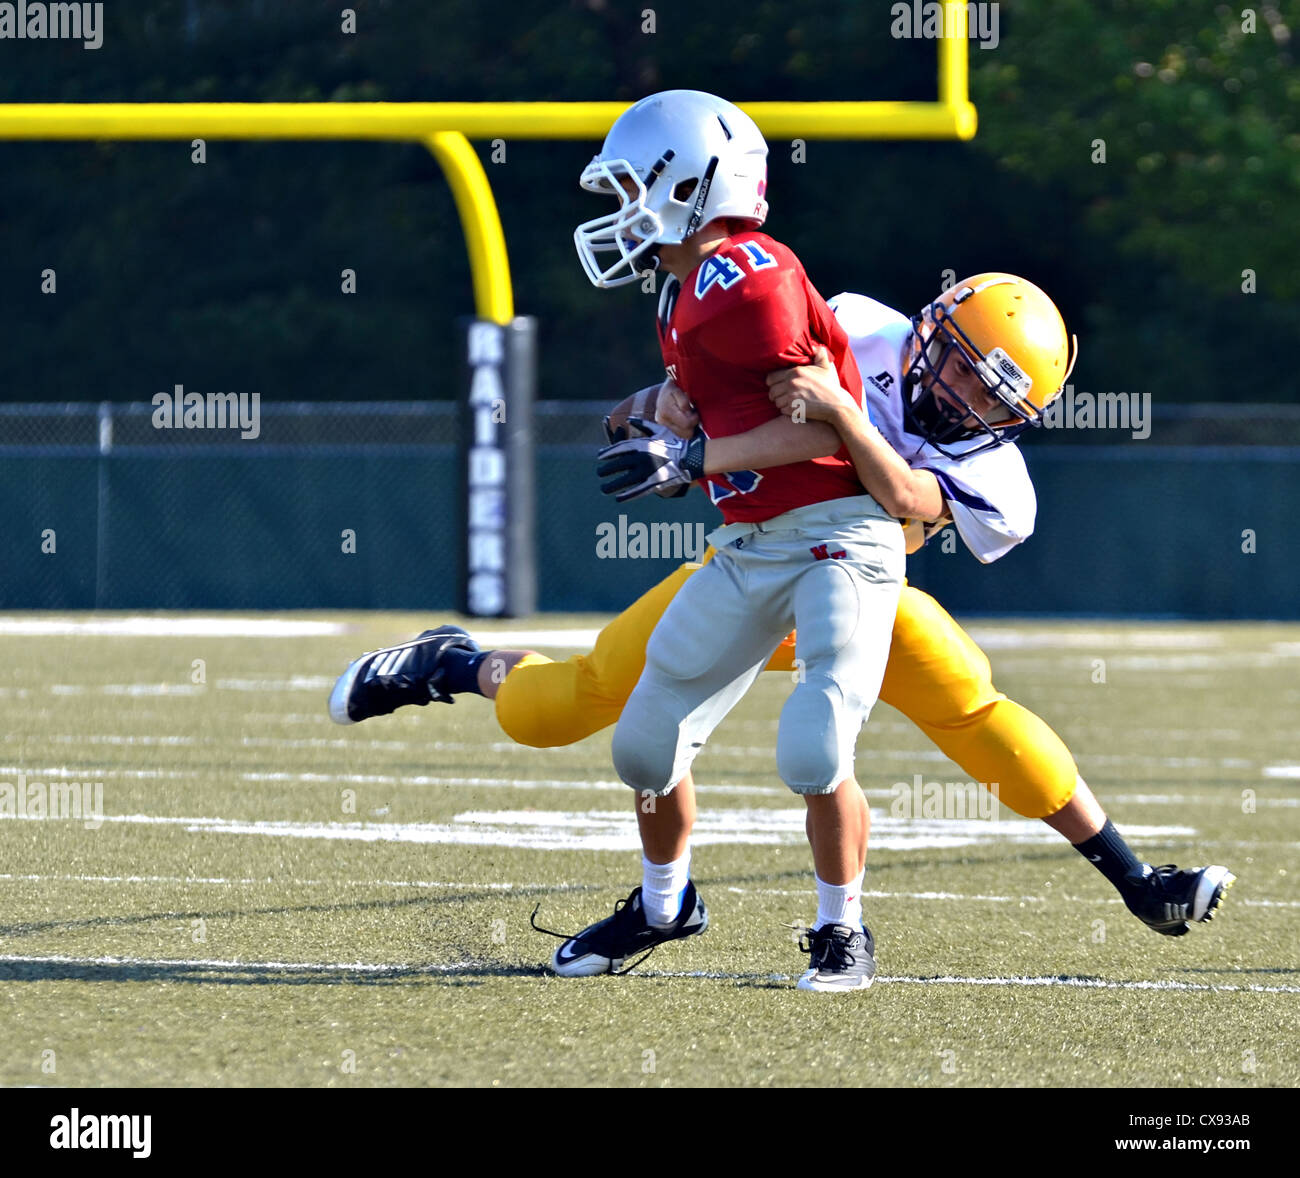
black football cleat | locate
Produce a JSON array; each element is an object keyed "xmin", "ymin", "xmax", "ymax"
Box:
[
  {"xmin": 796, "ymin": 922, "xmax": 877, "ymax": 992},
  {"xmin": 1122, "ymin": 863, "xmax": 1235, "ymax": 936},
  {"xmin": 328, "ymin": 626, "xmax": 479, "ymax": 724},
  {"xmin": 536, "ymin": 882, "xmax": 709, "ymax": 976}
]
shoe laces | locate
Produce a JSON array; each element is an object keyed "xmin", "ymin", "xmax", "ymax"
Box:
[
  {"xmin": 799, "ymin": 925, "xmax": 858, "ymax": 971},
  {"xmin": 530, "ymin": 890, "xmax": 659, "ymax": 976}
]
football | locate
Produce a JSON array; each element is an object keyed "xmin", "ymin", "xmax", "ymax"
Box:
[{"xmin": 603, "ymin": 382, "xmax": 663, "ymax": 440}]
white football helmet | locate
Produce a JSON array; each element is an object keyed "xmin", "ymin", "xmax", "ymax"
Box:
[{"xmin": 574, "ymin": 90, "xmax": 769, "ymax": 289}]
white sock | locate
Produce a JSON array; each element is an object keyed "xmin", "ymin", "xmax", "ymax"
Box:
[
  {"xmin": 814, "ymin": 870, "xmax": 865, "ymax": 931},
  {"xmin": 642, "ymin": 851, "xmax": 691, "ymax": 928}
]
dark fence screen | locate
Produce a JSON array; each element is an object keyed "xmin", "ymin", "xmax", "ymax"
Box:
[{"xmin": 0, "ymin": 401, "xmax": 1293, "ymax": 618}]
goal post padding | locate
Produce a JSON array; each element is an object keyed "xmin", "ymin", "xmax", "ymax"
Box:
[{"xmin": 462, "ymin": 317, "xmax": 537, "ymax": 617}]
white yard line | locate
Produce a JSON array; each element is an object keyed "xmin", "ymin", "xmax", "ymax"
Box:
[
  {"xmin": 0, "ymin": 809, "xmax": 1197, "ymax": 852},
  {"xmin": 730, "ymin": 886, "xmax": 1044, "ymax": 902},
  {"xmin": 2, "ymin": 872, "xmax": 1294, "ymax": 910},
  {"xmin": 6, "ymin": 734, "xmax": 198, "ymax": 747},
  {"xmin": 726, "ymin": 886, "xmax": 1300, "ymax": 909},
  {"xmin": 7, "ymin": 765, "xmax": 1292, "ymax": 807},
  {"xmin": 0, "ymin": 952, "xmax": 1294, "ymax": 994},
  {"xmin": 0, "ymin": 872, "xmax": 564, "ymax": 890},
  {"xmin": 0, "ymin": 618, "xmax": 347, "ymax": 637},
  {"xmin": 1108, "ymin": 792, "xmax": 1300, "ymax": 807},
  {"xmin": 960, "ymin": 629, "xmax": 1226, "ymax": 650},
  {"xmin": 0, "ymin": 766, "xmax": 200, "ymax": 780},
  {"xmin": 642, "ymin": 970, "xmax": 1300, "ymax": 994},
  {"xmin": 46, "ymin": 677, "xmax": 337, "ymax": 695},
  {"xmin": 50, "ymin": 683, "xmax": 207, "ymax": 697},
  {"xmin": 0, "ymin": 952, "xmax": 469, "ymax": 974},
  {"xmin": 4, "ymin": 765, "xmax": 1292, "ymax": 805},
  {"xmin": 465, "ymin": 629, "xmax": 601, "ymax": 647},
  {"xmin": 239, "ymin": 771, "xmax": 781, "ymax": 796},
  {"xmin": 5, "ymin": 731, "xmax": 1274, "ymax": 774},
  {"xmin": 878, "ymin": 974, "xmax": 1300, "ymax": 994}
]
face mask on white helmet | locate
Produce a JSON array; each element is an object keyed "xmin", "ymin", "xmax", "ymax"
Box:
[{"xmin": 574, "ymin": 90, "xmax": 770, "ymax": 289}]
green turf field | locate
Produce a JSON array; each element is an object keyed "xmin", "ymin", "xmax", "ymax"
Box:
[{"xmin": 0, "ymin": 612, "xmax": 1296, "ymax": 1088}]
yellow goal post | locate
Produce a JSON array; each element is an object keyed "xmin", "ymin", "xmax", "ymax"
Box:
[{"xmin": 0, "ymin": 23, "xmax": 973, "ymax": 324}]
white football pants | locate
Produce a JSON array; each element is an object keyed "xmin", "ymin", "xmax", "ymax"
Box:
[{"xmin": 611, "ymin": 493, "xmax": 905, "ymax": 796}]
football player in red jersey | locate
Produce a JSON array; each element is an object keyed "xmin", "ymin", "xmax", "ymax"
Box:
[
  {"xmin": 329, "ymin": 265, "xmax": 1235, "ymax": 970},
  {"xmin": 545, "ymin": 90, "xmax": 903, "ymax": 990}
]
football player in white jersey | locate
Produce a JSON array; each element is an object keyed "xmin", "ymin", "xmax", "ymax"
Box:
[
  {"xmin": 814, "ymin": 286, "xmax": 1040, "ymax": 563},
  {"xmin": 594, "ymin": 271, "xmax": 1233, "ymax": 958},
  {"xmin": 634, "ymin": 277, "xmax": 1047, "ymax": 565},
  {"xmin": 330, "ymin": 273, "xmax": 1235, "ymax": 979}
]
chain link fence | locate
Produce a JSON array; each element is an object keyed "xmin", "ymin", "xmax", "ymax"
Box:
[
  {"xmin": 0, "ymin": 399, "xmax": 723, "ymax": 612},
  {"xmin": 0, "ymin": 402, "xmax": 462, "ymax": 610},
  {"xmin": 0, "ymin": 400, "xmax": 1295, "ymax": 616}
]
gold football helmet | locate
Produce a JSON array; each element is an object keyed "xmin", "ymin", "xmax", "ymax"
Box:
[{"xmin": 905, "ymin": 273, "xmax": 1078, "ymax": 456}]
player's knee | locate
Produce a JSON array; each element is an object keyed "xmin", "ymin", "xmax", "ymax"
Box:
[
  {"xmin": 611, "ymin": 695, "xmax": 684, "ymax": 795},
  {"xmin": 611, "ymin": 726, "xmax": 677, "ymax": 795},
  {"xmin": 777, "ymin": 679, "xmax": 859, "ymax": 795}
]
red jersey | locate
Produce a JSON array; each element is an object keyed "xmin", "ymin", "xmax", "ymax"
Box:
[{"xmin": 656, "ymin": 230, "xmax": 866, "ymax": 524}]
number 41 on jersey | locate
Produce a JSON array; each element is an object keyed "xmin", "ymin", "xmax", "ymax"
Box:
[{"xmin": 694, "ymin": 240, "xmax": 778, "ymax": 299}]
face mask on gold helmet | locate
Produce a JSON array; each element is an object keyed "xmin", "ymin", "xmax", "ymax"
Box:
[{"xmin": 903, "ymin": 273, "xmax": 1078, "ymax": 458}]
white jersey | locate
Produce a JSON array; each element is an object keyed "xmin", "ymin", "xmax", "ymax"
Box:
[{"xmin": 829, "ymin": 292, "xmax": 1037, "ymax": 564}]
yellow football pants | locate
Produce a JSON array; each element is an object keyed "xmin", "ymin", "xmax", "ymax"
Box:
[{"xmin": 493, "ymin": 559, "xmax": 1078, "ymax": 819}]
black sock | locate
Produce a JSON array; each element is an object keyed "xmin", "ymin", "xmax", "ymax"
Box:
[
  {"xmin": 1074, "ymin": 819, "xmax": 1145, "ymax": 891},
  {"xmin": 437, "ymin": 646, "xmax": 490, "ymax": 697}
]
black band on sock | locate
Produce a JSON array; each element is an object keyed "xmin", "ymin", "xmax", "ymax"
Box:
[
  {"xmin": 438, "ymin": 647, "xmax": 491, "ymax": 697},
  {"xmin": 1074, "ymin": 818, "xmax": 1144, "ymax": 889}
]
